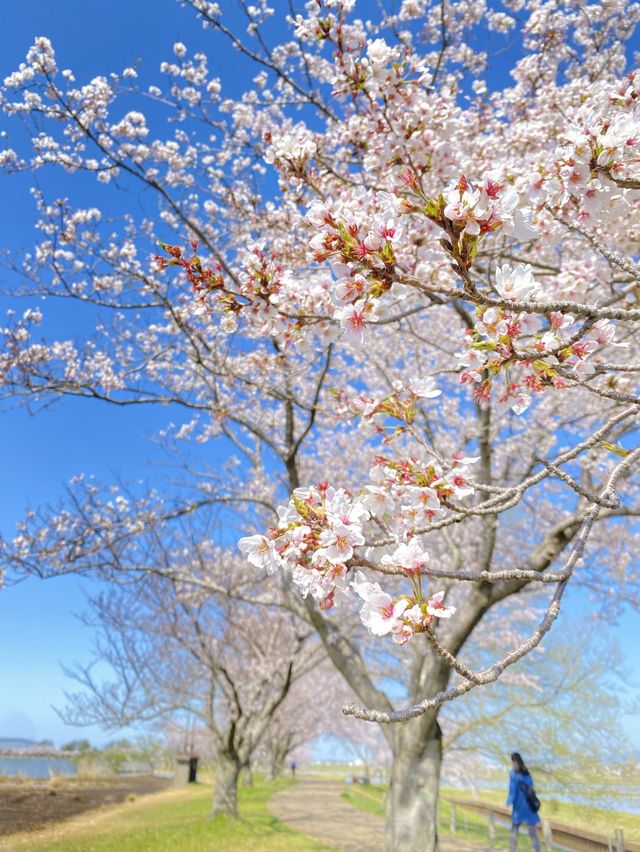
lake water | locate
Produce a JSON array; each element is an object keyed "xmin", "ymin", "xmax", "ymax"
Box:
[{"xmin": 0, "ymin": 756, "xmax": 77, "ymax": 778}]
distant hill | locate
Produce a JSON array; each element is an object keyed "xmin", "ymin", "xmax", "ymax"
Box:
[{"xmin": 0, "ymin": 737, "xmax": 56, "ymax": 753}]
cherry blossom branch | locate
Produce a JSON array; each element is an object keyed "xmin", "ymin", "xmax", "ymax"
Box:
[
  {"xmin": 184, "ymin": 0, "xmax": 338, "ymax": 121},
  {"xmin": 366, "ymin": 404, "xmax": 638, "ymax": 548},
  {"xmin": 343, "ymin": 447, "xmax": 640, "ymax": 722},
  {"xmin": 350, "ymin": 557, "xmax": 574, "ymax": 584},
  {"xmin": 547, "ymin": 207, "xmax": 640, "ymax": 284},
  {"xmin": 535, "ymin": 457, "xmax": 621, "ymax": 509},
  {"xmin": 398, "ymin": 271, "xmax": 640, "ymax": 322}
]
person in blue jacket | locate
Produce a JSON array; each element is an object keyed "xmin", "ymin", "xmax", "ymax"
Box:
[{"xmin": 507, "ymin": 752, "xmax": 540, "ymax": 851}]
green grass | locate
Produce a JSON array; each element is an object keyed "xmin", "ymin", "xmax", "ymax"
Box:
[
  {"xmin": 7, "ymin": 780, "xmax": 332, "ymax": 852},
  {"xmin": 341, "ymin": 784, "xmax": 512, "ymax": 848},
  {"xmin": 439, "ymin": 797, "xmax": 512, "ymax": 848},
  {"xmin": 306, "ymin": 763, "xmax": 357, "ymax": 781},
  {"xmin": 446, "ymin": 787, "xmax": 640, "ymax": 842},
  {"xmin": 340, "ymin": 784, "xmax": 387, "ymax": 817},
  {"xmin": 342, "ymin": 782, "xmax": 639, "ymax": 847}
]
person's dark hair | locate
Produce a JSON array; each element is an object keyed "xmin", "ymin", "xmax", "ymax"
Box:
[{"xmin": 511, "ymin": 752, "xmax": 529, "ymax": 775}]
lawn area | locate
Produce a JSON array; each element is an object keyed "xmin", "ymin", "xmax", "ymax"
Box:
[
  {"xmin": 449, "ymin": 787, "xmax": 640, "ymax": 842},
  {"xmin": 306, "ymin": 763, "xmax": 359, "ymax": 781},
  {"xmin": 2, "ymin": 779, "xmax": 333, "ymax": 852}
]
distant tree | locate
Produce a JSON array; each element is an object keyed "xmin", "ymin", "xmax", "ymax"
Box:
[
  {"xmin": 58, "ymin": 559, "xmax": 324, "ymax": 816},
  {"xmin": 256, "ymin": 663, "xmax": 354, "ymax": 781},
  {"xmin": 60, "ymin": 738, "xmax": 92, "ymax": 753},
  {"xmin": 132, "ymin": 734, "xmax": 170, "ymax": 772},
  {"xmin": 104, "ymin": 738, "xmax": 133, "ymax": 750}
]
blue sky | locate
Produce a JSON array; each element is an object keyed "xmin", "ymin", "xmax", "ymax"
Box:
[{"xmin": 0, "ymin": 0, "xmax": 638, "ymax": 751}]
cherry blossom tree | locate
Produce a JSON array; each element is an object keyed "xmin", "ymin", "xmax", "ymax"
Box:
[
  {"xmin": 254, "ymin": 662, "xmax": 354, "ymax": 781},
  {"xmin": 58, "ymin": 559, "xmax": 323, "ymax": 817},
  {"xmin": 2, "ymin": 2, "xmax": 640, "ymax": 849}
]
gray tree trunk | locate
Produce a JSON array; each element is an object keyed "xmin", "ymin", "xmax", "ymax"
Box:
[
  {"xmin": 263, "ymin": 758, "xmax": 277, "ymax": 782},
  {"xmin": 210, "ymin": 751, "xmax": 242, "ymax": 817},
  {"xmin": 384, "ymin": 720, "xmax": 442, "ymax": 852}
]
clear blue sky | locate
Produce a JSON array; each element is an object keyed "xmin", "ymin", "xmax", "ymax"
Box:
[{"xmin": 0, "ymin": 0, "xmax": 638, "ymax": 751}]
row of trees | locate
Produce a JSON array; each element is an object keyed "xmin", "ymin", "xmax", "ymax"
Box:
[
  {"xmin": 1, "ymin": 1, "xmax": 639, "ymax": 849},
  {"xmin": 51, "ymin": 542, "xmax": 634, "ymax": 807}
]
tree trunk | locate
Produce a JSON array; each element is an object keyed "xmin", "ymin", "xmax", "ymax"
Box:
[
  {"xmin": 210, "ymin": 751, "xmax": 241, "ymax": 818},
  {"xmin": 384, "ymin": 719, "xmax": 442, "ymax": 852},
  {"xmin": 240, "ymin": 765, "xmax": 253, "ymax": 787},
  {"xmin": 264, "ymin": 753, "xmax": 283, "ymax": 782},
  {"xmin": 263, "ymin": 758, "xmax": 277, "ymax": 782}
]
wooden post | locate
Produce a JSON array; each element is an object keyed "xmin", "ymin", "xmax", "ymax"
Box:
[
  {"xmin": 615, "ymin": 828, "xmax": 625, "ymax": 852},
  {"xmin": 541, "ymin": 819, "xmax": 553, "ymax": 851},
  {"xmin": 487, "ymin": 810, "xmax": 496, "ymax": 842},
  {"xmin": 607, "ymin": 839, "xmax": 613, "ymax": 852},
  {"xmin": 450, "ymin": 803, "xmax": 457, "ymax": 833}
]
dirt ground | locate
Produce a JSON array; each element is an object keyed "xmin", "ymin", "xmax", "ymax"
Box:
[{"xmin": 0, "ymin": 775, "xmax": 172, "ymax": 836}]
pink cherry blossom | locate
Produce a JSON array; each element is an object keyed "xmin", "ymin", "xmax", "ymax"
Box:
[
  {"xmin": 351, "ymin": 572, "xmax": 409, "ymax": 637},
  {"xmin": 426, "ymin": 591, "xmax": 456, "ymax": 619},
  {"xmin": 381, "ymin": 540, "xmax": 430, "ymax": 575}
]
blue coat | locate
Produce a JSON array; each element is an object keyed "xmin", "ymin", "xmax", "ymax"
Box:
[{"xmin": 507, "ymin": 770, "xmax": 541, "ymax": 825}]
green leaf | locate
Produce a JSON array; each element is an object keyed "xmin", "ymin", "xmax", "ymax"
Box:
[{"xmin": 600, "ymin": 440, "xmax": 631, "ymax": 457}]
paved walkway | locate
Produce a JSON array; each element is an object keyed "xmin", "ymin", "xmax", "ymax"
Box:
[{"xmin": 269, "ymin": 778, "xmax": 485, "ymax": 851}]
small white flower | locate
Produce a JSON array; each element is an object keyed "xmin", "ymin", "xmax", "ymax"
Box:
[
  {"xmin": 335, "ymin": 299, "xmax": 376, "ymax": 344},
  {"xmin": 409, "ymin": 377, "xmax": 441, "ymax": 399},
  {"xmin": 351, "ymin": 571, "xmax": 409, "ymax": 636},
  {"xmin": 426, "ymin": 590, "xmax": 456, "ymax": 618},
  {"xmin": 367, "ymin": 38, "xmax": 392, "ymax": 67},
  {"xmin": 381, "ymin": 539, "xmax": 430, "ymax": 574},
  {"xmin": 238, "ymin": 534, "xmax": 282, "ymax": 574},
  {"xmin": 495, "ymin": 264, "xmax": 537, "ymax": 301},
  {"xmin": 318, "ymin": 521, "xmax": 364, "ymax": 563}
]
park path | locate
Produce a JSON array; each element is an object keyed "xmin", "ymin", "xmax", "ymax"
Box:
[{"xmin": 268, "ymin": 777, "xmax": 485, "ymax": 852}]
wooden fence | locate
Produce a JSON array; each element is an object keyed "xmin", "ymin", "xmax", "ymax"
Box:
[{"xmin": 445, "ymin": 798, "xmax": 639, "ymax": 852}]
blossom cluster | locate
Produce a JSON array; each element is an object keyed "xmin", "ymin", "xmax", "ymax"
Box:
[
  {"xmin": 351, "ymin": 571, "xmax": 455, "ymax": 646},
  {"xmin": 238, "ymin": 443, "xmax": 475, "ymax": 641},
  {"xmin": 306, "ymin": 191, "xmax": 405, "ymax": 342},
  {"xmin": 422, "ymin": 173, "xmax": 538, "ymax": 246},
  {"xmin": 531, "ymin": 73, "xmax": 640, "ymax": 222},
  {"xmin": 335, "ymin": 375, "xmax": 443, "ymax": 443},
  {"xmin": 303, "ymin": 174, "xmax": 537, "ymax": 345},
  {"xmin": 457, "ymin": 264, "xmax": 620, "ymax": 414},
  {"xmin": 263, "ymin": 126, "xmax": 317, "ymax": 172},
  {"xmin": 154, "ymin": 241, "xmax": 329, "ymax": 340}
]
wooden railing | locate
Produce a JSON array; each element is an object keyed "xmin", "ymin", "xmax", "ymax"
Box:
[{"xmin": 445, "ymin": 798, "xmax": 639, "ymax": 852}]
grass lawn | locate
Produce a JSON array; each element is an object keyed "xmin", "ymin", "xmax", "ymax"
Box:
[
  {"xmin": 306, "ymin": 763, "xmax": 359, "ymax": 781},
  {"xmin": 2, "ymin": 779, "xmax": 332, "ymax": 852},
  {"xmin": 449, "ymin": 787, "xmax": 640, "ymax": 842}
]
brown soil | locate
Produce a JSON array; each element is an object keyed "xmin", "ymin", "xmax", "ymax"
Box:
[{"xmin": 0, "ymin": 775, "xmax": 172, "ymax": 837}]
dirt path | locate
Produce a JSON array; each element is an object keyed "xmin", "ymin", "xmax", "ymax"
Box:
[
  {"xmin": 269, "ymin": 778, "xmax": 485, "ymax": 852},
  {"xmin": 269, "ymin": 778, "xmax": 384, "ymax": 852}
]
